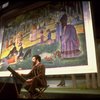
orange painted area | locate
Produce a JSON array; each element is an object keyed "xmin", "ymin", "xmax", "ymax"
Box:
[
  {"xmin": 7, "ymin": 56, "xmax": 16, "ymax": 64},
  {"xmin": 75, "ymin": 24, "xmax": 84, "ymax": 34}
]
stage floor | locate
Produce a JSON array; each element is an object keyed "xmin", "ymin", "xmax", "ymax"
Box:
[
  {"xmin": 0, "ymin": 79, "xmax": 100, "ymax": 99},
  {"xmin": 20, "ymin": 87, "xmax": 100, "ymax": 99}
]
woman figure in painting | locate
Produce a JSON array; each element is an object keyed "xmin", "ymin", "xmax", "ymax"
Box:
[
  {"xmin": 55, "ymin": 22, "xmax": 62, "ymax": 43},
  {"xmin": 5, "ymin": 37, "xmax": 9, "ymax": 49},
  {"xmin": 46, "ymin": 29, "xmax": 52, "ymax": 45},
  {"xmin": 7, "ymin": 43, "xmax": 17, "ymax": 58},
  {"xmin": 40, "ymin": 29, "xmax": 44, "ymax": 44},
  {"xmin": 60, "ymin": 13, "xmax": 81, "ymax": 58},
  {"xmin": 16, "ymin": 42, "xmax": 24, "ymax": 61},
  {"xmin": 16, "ymin": 32, "xmax": 23, "ymax": 47},
  {"xmin": 29, "ymin": 25, "xmax": 37, "ymax": 42}
]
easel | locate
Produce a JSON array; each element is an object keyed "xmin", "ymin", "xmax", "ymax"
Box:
[
  {"xmin": 0, "ymin": 73, "xmax": 21, "ymax": 99},
  {"xmin": 0, "ymin": 74, "xmax": 12, "ymax": 94},
  {"xmin": 11, "ymin": 74, "xmax": 21, "ymax": 98}
]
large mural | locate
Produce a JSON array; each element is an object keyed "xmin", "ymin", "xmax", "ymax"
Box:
[{"xmin": 0, "ymin": 1, "xmax": 91, "ymax": 74}]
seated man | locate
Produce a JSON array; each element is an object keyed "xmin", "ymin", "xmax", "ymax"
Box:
[{"xmin": 18, "ymin": 55, "xmax": 47, "ymax": 96}]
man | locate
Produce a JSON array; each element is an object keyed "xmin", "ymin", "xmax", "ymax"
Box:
[{"xmin": 19, "ymin": 55, "xmax": 47, "ymax": 96}]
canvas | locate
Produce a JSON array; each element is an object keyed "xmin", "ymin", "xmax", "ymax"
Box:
[{"xmin": 0, "ymin": 1, "xmax": 97, "ymax": 76}]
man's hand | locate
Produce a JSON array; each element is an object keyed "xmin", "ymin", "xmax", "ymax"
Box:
[
  {"xmin": 17, "ymin": 72, "xmax": 22, "ymax": 76},
  {"xmin": 26, "ymin": 79, "xmax": 33, "ymax": 85}
]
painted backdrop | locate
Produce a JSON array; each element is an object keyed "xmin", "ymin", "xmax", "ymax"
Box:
[{"xmin": 0, "ymin": 1, "xmax": 88, "ymax": 72}]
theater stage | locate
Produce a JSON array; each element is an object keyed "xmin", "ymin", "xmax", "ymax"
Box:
[
  {"xmin": 0, "ymin": 80, "xmax": 100, "ymax": 99},
  {"xmin": 20, "ymin": 85, "xmax": 100, "ymax": 99}
]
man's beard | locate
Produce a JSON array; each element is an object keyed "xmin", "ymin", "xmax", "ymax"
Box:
[{"xmin": 33, "ymin": 61, "xmax": 36, "ymax": 66}]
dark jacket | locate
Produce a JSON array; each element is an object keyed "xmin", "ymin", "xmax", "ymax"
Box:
[{"xmin": 22, "ymin": 63, "xmax": 47, "ymax": 87}]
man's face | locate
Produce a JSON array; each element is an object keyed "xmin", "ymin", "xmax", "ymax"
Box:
[{"xmin": 32, "ymin": 57, "xmax": 37, "ymax": 65}]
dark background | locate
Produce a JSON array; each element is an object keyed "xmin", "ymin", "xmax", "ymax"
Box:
[{"xmin": 91, "ymin": 0, "xmax": 100, "ymax": 38}]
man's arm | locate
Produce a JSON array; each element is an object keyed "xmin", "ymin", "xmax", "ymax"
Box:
[{"xmin": 37, "ymin": 64, "xmax": 45, "ymax": 78}]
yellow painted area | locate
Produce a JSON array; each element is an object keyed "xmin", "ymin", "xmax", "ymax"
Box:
[{"xmin": 75, "ymin": 24, "xmax": 84, "ymax": 34}]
